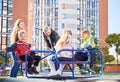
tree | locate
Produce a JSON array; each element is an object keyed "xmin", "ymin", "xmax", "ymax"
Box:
[
  {"xmin": 100, "ymin": 46, "xmax": 109, "ymax": 55},
  {"xmin": 105, "ymin": 33, "xmax": 120, "ymax": 64},
  {"xmin": 104, "ymin": 55, "xmax": 115, "ymax": 64}
]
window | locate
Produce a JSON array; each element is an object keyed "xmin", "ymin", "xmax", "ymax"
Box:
[{"xmin": 0, "ymin": 0, "xmax": 13, "ymax": 49}]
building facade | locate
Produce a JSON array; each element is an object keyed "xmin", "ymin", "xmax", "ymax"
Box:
[
  {"xmin": 0, "ymin": 0, "xmax": 13, "ymax": 50},
  {"xmin": 0, "ymin": 0, "xmax": 108, "ymax": 50},
  {"xmin": 32, "ymin": 0, "xmax": 108, "ymax": 49}
]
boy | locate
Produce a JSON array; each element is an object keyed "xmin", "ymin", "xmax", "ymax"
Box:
[{"xmin": 75, "ymin": 29, "xmax": 96, "ymax": 74}]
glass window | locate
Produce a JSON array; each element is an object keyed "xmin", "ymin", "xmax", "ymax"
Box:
[
  {"xmin": 0, "ymin": 0, "xmax": 2, "ymax": 15},
  {"xmin": 3, "ymin": 10, "xmax": 7, "ymax": 15},
  {"xmin": 3, "ymin": 19, "xmax": 7, "ymax": 27},
  {"xmin": 0, "ymin": 0, "xmax": 13, "ymax": 49},
  {"xmin": 0, "ymin": 17, "xmax": 1, "ymax": 32}
]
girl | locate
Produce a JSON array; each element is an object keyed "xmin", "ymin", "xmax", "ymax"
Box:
[
  {"xmin": 6, "ymin": 30, "xmax": 40, "ymax": 75},
  {"xmin": 47, "ymin": 29, "xmax": 74, "ymax": 76}
]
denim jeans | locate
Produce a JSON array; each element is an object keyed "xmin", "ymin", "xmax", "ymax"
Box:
[
  {"xmin": 10, "ymin": 62, "xmax": 21, "ymax": 77},
  {"xmin": 10, "ymin": 52, "xmax": 21, "ymax": 77}
]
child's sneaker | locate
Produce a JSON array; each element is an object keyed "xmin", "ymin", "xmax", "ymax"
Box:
[
  {"xmin": 80, "ymin": 69, "xmax": 88, "ymax": 74},
  {"xmin": 32, "ymin": 67, "xmax": 39, "ymax": 74},
  {"xmin": 28, "ymin": 68, "xmax": 33, "ymax": 74},
  {"xmin": 47, "ymin": 71, "xmax": 57, "ymax": 76}
]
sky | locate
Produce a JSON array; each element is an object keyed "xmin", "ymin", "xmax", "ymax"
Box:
[
  {"xmin": 108, "ymin": 0, "xmax": 120, "ymax": 55},
  {"xmin": 108, "ymin": 0, "xmax": 120, "ymax": 34}
]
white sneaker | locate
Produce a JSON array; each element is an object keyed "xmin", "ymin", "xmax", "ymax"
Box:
[
  {"xmin": 47, "ymin": 71, "xmax": 57, "ymax": 76},
  {"xmin": 56, "ymin": 70, "xmax": 62, "ymax": 75}
]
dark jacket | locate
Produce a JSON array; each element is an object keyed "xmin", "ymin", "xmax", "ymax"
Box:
[{"xmin": 43, "ymin": 29, "xmax": 60, "ymax": 49}]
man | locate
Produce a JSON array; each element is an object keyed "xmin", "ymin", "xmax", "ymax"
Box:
[
  {"xmin": 43, "ymin": 27, "xmax": 60, "ymax": 50},
  {"xmin": 43, "ymin": 27, "xmax": 60, "ymax": 70}
]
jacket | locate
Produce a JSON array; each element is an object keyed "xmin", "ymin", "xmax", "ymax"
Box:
[
  {"xmin": 6, "ymin": 40, "xmax": 31, "ymax": 57},
  {"xmin": 80, "ymin": 36, "xmax": 96, "ymax": 49},
  {"xmin": 43, "ymin": 29, "xmax": 60, "ymax": 49}
]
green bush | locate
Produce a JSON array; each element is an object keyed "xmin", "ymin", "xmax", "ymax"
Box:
[{"xmin": 0, "ymin": 56, "xmax": 4, "ymax": 65}]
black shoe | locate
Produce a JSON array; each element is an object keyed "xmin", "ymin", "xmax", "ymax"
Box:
[
  {"xmin": 28, "ymin": 68, "xmax": 33, "ymax": 74},
  {"xmin": 32, "ymin": 67, "xmax": 39, "ymax": 74}
]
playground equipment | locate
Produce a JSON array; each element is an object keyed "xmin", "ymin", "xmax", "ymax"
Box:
[{"xmin": 24, "ymin": 49, "xmax": 104, "ymax": 79}]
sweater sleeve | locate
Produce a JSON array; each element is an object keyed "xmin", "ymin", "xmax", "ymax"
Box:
[{"xmin": 6, "ymin": 43, "xmax": 17, "ymax": 52}]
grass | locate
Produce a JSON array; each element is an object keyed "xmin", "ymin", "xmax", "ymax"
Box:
[{"xmin": 103, "ymin": 73, "xmax": 120, "ymax": 77}]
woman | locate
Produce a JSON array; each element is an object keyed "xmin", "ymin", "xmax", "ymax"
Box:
[
  {"xmin": 11, "ymin": 19, "xmax": 25, "ymax": 43},
  {"xmin": 47, "ymin": 29, "xmax": 74, "ymax": 76},
  {"xmin": 10, "ymin": 19, "xmax": 26, "ymax": 77}
]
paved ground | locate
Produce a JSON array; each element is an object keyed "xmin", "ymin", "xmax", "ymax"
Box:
[
  {"xmin": 0, "ymin": 75, "xmax": 120, "ymax": 82},
  {"xmin": 0, "ymin": 71, "xmax": 120, "ymax": 82},
  {"xmin": 0, "ymin": 78, "xmax": 120, "ymax": 82}
]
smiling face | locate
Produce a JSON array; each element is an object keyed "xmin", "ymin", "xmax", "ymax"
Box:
[
  {"xmin": 18, "ymin": 21, "xmax": 25, "ymax": 30},
  {"xmin": 81, "ymin": 30, "xmax": 90, "ymax": 39},
  {"xmin": 82, "ymin": 32, "xmax": 89, "ymax": 39},
  {"xmin": 44, "ymin": 29, "xmax": 51, "ymax": 36},
  {"xmin": 19, "ymin": 33, "xmax": 27, "ymax": 42},
  {"xmin": 18, "ymin": 30, "xmax": 27, "ymax": 42}
]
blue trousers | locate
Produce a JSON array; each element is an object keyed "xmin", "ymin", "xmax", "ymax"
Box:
[
  {"xmin": 10, "ymin": 62, "xmax": 21, "ymax": 77},
  {"xmin": 10, "ymin": 52, "xmax": 21, "ymax": 77}
]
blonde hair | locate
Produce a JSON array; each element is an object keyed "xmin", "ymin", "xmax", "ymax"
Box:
[
  {"xmin": 63, "ymin": 28, "xmax": 72, "ymax": 35},
  {"xmin": 11, "ymin": 19, "xmax": 24, "ymax": 43},
  {"xmin": 55, "ymin": 29, "xmax": 72, "ymax": 48},
  {"xmin": 18, "ymin": 30, "xmax": 26, "ymax": 38}
]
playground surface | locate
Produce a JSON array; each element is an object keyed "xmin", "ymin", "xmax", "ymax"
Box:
[{"xmin": 0, "ymin": 72, "xmax": 120, "ymax": 82}]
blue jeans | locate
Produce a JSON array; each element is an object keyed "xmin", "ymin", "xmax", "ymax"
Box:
[
  {"xmin": 10, "ymin": 62, "xmax": 21, "ymax": 77},
  {"xmin": 10, "ymin": 52, "xmax": 21, "ymax": 77}
]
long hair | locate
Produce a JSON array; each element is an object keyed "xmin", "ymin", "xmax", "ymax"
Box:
[
  {"xmin": 55, "ymin": 29, "xmax": 72, "ymax": 49},
  {"xmin": 11, "ymin": 19, "xmax": 24, "ymax": 43}
]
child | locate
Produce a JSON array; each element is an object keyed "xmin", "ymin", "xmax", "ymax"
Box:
[
  {"xmin": 47, "ymin": 29, "xmax": 74, "ymax": 76},
  {"xmin": 75, "ymin": 29, "xmax": 96, "ymax": 74},
  {"xmin": 5, "ymin": 30, "xmax": 40, "ymax": 75}
]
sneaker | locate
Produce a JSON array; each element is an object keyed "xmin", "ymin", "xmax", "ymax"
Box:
[
  {"xmin": 80, "ymin": 69, "xmax": 88, "ymax": 74},
  {"xmin": 28, "ymin": 68, "xmax": 33, "ymax": 74},
  {"xmin": 89, "ymin": 69, "xmax": 96, "ymax": 75},
  {"xmin": 56, "ymin": 70, "xmax": 62, "ymax": 75},
  {"xmin": 47, "ymin": 71, "xmax": 57, "ymax": 76},
  {"xmin": 32, "ymin": 67, "xmax": 39, "ymax": 74}
]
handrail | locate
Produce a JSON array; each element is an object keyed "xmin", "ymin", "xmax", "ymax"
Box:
[
  {"xmin": 25, "ymin": 49, "xmax": 55, "ymax": 78},
  {"xmin": 24, "ymin": 49, "xmax": 104, "ymax": 79}
]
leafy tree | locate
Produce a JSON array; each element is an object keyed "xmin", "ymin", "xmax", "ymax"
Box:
[
  {"xmin": 104, "ymin": 55, "xmax": 115, "ymax": 64},
  {"xmin": 105, "ymin": 33, "xmax": 120, "ymax": 64},
  {"xmin": 100, "ymin": 46, "xmax": 109, "ymax": 55}
]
